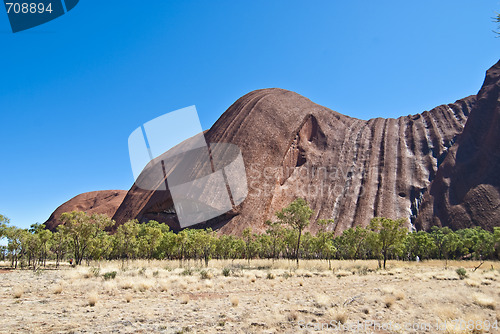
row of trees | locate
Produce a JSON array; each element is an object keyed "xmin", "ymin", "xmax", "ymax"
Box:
[{"xmin": 1, "ymin": 199, "xmax": 499, "ymax": 270}]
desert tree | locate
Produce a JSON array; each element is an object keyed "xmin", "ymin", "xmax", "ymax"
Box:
[
  {"xmin": 494, "ymin": 227, "xmax": 500, "ymax": 259},
  {"xmin": 113, "ymin": 219, "xmax": 139, "ymax": 262},
  {"xmin": 0, "ymin": 214, "xmax": 9, "ymax": 239},
  {"xmin": 276, "ymin": 198, "xmax": 313, "ymax": 266},
  {"xmin": 59, "ymin": 211, "xmax": 113, "ymax": 265},
  {"xmin": 29, "ymin": 223, "xmax": 52, "ymax": 267},
  {"xmin": 338, "ymin": 226, "xmax": 369, "ymax": 260},
  {"xmin": 315, "ymin": 219, "xmax": 336, "ymax": 268},
  {"xmin": 242, "ymin": 227, "xmax": 259, "ymax": 264},
  {"xmin": 403, "ymin": 230, "xmax": 436, "ymax": 260},
  {"xmin": 368, "ymin": 217, "xmax": 408, "ymax": 269},
  {"xmin": 431, "ymin": 226, "xmax": 462, "ymax": 265},
  {"xmin": 51, "ymin": 229, "xmax": 69, "ymax": 267},
  {"xmin": 264, "ymin": 220, "xmax": 285, "ymax": 262},
  {"xmin": 137, "ymin": 220, "xmax": 164, "ymax": 260},
  {"xmin": 158, "ymin": 227, "xmax": 177, "ymax": 260},
  {"xmin": 193, "ymin": 228, "xmax": 217, "ymax": 266},
  {"xmin": 5, "ymin": 226, "xmax": 28, "ymax": 268}
]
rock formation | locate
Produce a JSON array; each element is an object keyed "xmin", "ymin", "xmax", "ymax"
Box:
[
  {"xmin": 46, "ymin": 60, "xmax": 500, "ymax": 234},
  {"xmin": 112, "ymin": 92, "xmax": 473, "ymax": 234},
  {"xmin": 416, "ymin": 60, "xmax": 500, "ymax": 231},
  {"xmin": 45, "ymin": 190, "xmax": 127, "ymax": 231}
]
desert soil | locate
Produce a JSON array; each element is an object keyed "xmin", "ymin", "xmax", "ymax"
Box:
[{"xmin": 1, "ymin": 260, "xmax": 499, "ymax": 334}]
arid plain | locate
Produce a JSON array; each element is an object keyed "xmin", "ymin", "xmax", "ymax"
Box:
[{"xmin": 1, "ymin": 260, "xmax": 499, "ymax": 334}]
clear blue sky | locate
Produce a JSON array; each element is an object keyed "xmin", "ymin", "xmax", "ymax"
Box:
[{"xmin": 1, "ymin": 0, "xmax": 499, "ymax": 230}]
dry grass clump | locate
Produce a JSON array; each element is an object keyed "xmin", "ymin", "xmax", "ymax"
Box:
[
  {"xmin": 394, "ymin": 290, "xmax": 405, "ymax": 301},
  {"xmin": 134, "ymin": 279, "xmax": 153, "ymax": 292},
  {"xmin": 383, "ymin": 295, "xmax": 396, "ymax": 308},
  {"xmin": 330, "ymin": 308, "xmax": 348, "ymax": 324},
  {"xmin": 473, "ymin": 293, "xmax": 496, "ymax": 310},
  {"xmin": 335, "ymin": 270, "xmax": 352, "ymax": 278},
  {"xmin": 53, "ymin": 284, "xmax": 63, "ymax": 295},
  {"xmin": 464, "ymin": 279, "xmax": 480, "ymax": 287},
  {"xmin": 180, "ymin": 294, "xmax": 190, "ymax": 304},
  {"xmin": 230, "ymin": 295, "xmax": 239, "ymax": 307},
  {"xmin": 313, "ymin": 294, "xmax": 330, "ymax": 308},
  {"xmin": 118, "ymin": 279, "xmax": 134, "ymax": 290},
  {"xmin": 125, "ymin": 293, "xmax": 133, "ymax": 303},
  {"xmin": 287, "ymin": 310, "xmax": 299, "ymax": 321},
  {"xmin": 157, "ymin": 280, "xmax": 169, "ymax": 292},
  {"xmin": 434, "ymin": 305, "xmax": 459, "ymax": 321},
  {"xmin": 87, "ymin": 292, "xmax": 98, "ymax": 307},
  {"xmin": 12, "ymin": 286, "xmax": 24, "ymax": 299}
]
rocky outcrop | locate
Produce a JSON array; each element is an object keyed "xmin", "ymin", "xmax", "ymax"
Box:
[
  {"xmin": 45, "ymin": 190, "xmax": 127, "ymax": 231},
  {"xmin": 416, "ymin": 60, "xmax": 500, "ymax": 231},
  {"xmin": 112, "ymin": 90, "xmax": 473, "ymax": 234},
  {"xmin": 47, "ymin": 61, "xmax": 500, "ymax": 234}
]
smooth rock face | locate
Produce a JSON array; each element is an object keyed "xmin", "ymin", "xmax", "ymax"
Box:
[
  {"xmin": 112, "ymin": 90, "xmax": 473, "ymax": 234},
  {"xmin": 416, "ymin": 60, "xmax": 500, "ymax": 231},
  {"xmin": 44, "ymin": 190, "xmax": 127, "ymax": 231}
]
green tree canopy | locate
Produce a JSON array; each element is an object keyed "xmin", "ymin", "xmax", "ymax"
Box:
[{"xmin": 276, "ymin": 198, "xmax": 313, "ymax": 266}]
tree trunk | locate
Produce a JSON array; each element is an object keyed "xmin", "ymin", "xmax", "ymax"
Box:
[{"xmin": 296, "ymin": 229, "xmax": 302, "ymax": 267}]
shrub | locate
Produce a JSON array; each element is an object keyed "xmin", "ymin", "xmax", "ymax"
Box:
[
  {"xmin": 456, "ymin": 268, "xmax": 468, "ymax": 280},
  {"xmin": 90, "ymin": 267, "xmax": 101, "ymax": 278},
  {"xmin": 181, "ymin": 268, "xmax": 193, "ymax": 276},
  {"xmin": 103, "ymin": 271, "xmax": 117, "ymax": 280},
  {"xmin": 222, "ymin": 267, "xmax": 231, "ymax": 277},
  {"xmin": 200, "ymin": 270, "xmax": 213, "ymax": 280},
  {"xmin": 266, "ymin": 272, "xmax": 275, "ymax": 280}
]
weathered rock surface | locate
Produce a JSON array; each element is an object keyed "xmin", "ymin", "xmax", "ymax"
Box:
[
  {"xmin": 45, "ymin": 190, "xmax": 127, "ymax": 231},
  {"xmin": 112, "ymin": 91, "xmax": 473, "ymax": 234},
  {"xmin": 416, "ymin": 60, "xmax": 500, "ymax": 231},
  {"xmin": 47, "ymin": 61, "xmax": 500, "ymax": 234}
]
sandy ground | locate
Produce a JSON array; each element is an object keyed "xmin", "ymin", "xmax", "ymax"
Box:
[{"xmin": 1, "ymin": 259, "xmax": 499, "ymax": 334}]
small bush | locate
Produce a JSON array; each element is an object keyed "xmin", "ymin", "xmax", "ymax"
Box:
[
  {"xmin": 90, "ymin": 267, "xmax": 101, "ymax": 278},
  {"xmin": 200, "ymin": 270, "xmax": 213, "ymax": 280},
  {"xmin": 222, "ymin": 267, "xmax": 231, "ymax": 277},
  {"xmin": 181, "ymin": 268, "xmax": 193, "ymax": 276},
  {"xmin": 103, "ymin": 271, "xmax": 117, "ymax": 280},
  {"xmin": 456, "ymin": 268, "xmax": 468, "ymax": 280},
  {"xmin": 266, "ymin": 272, "xmax": 275, "ymax": 280}
]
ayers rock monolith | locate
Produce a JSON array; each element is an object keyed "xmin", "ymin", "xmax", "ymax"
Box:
[
  {"xmin": 48, "ymin": 61, "xmax": 500, "ymax": 234},
  {"xmin": 415, "ymin": 60, "xmax": 500, "ymax": 231},
  {"xmin": 45, "ymin": 190, "xmax": 127, "ymax": 231},
  {"xmin": 112, "ymin": 90, "xmax": 473, "ymax": 234}
]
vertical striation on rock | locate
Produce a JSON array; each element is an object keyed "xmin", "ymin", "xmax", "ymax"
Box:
[{"xmin": 416, "ymin": 60, "xmax": 500, "ymax": 231}]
